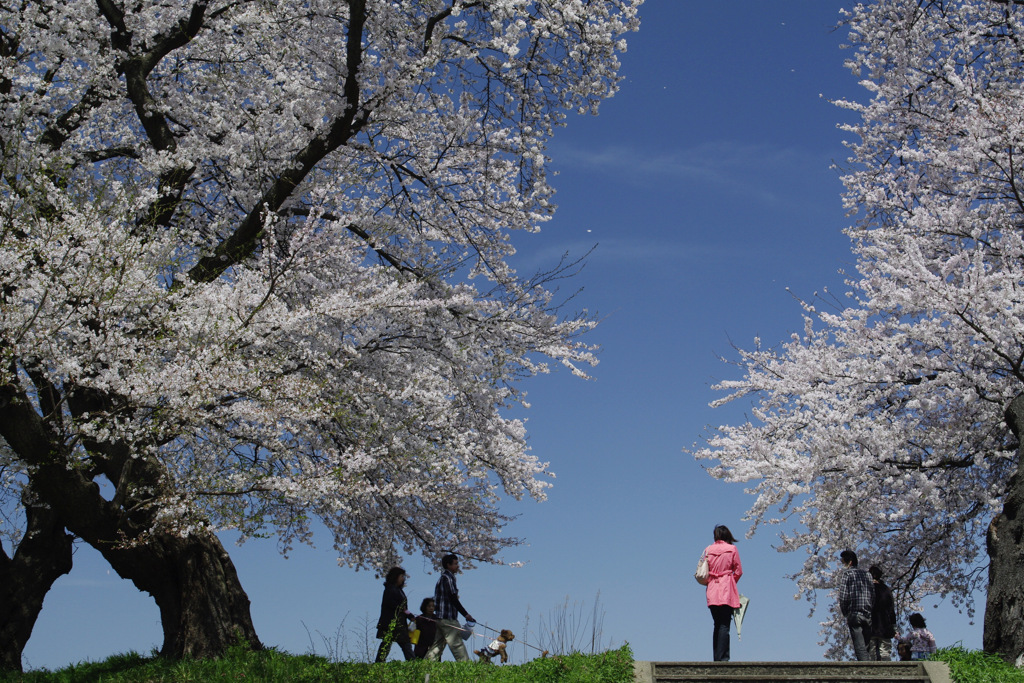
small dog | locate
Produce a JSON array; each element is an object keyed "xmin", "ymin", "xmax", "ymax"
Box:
[{"xmin": 475, "ymin": 629, "xmax": 515, "ymax": 663}]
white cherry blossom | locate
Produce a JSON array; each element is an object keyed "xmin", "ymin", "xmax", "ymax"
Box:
[{"xmin": 0, "ymin": 0, "xmax": 639, "ymax": 571}]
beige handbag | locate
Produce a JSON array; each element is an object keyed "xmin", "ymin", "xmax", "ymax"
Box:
[{"xmin": 695, "ymin": 552, "xmax": 710, "ymax": 585}]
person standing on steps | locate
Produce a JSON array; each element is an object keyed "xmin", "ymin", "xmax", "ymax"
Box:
[
  {"xmin": 424, "ymin": 553, "xmax": 475, "ymax": 662},
  {"xmin": 867, "ymin": 565, "xmax": 897, "ymax": 661},
  {"xmin": 838, "ymin": 550, "xmax": 874, "ymax": 661},
  {"xmin": 704, "ymin": 525, "xmax": 743, "ymax": 662}
]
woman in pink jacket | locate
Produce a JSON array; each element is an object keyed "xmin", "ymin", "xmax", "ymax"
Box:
[{"xmin": 704, "ymin": 525, "xmax": 742, "ymax": 661}]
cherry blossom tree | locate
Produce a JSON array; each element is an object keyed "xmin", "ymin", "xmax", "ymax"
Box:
[
  {"xmin": 0, "ymin": 0, "xmax": 638, "ymax": 667},
  {"xmin": 696, "ymin": 0, "xmax": 1024, "ymax": 662}
]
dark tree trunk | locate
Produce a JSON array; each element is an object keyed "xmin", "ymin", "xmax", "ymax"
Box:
[
  {"xmin": 0, "ymin": 384, "xmax": 263, "ymax": 660},
  {"xmin": 0, "ymin": 494, "xmax": 74, "ymax": 672},
  {"xmin": 155, "ymin": 534, "xmax": 260, "ymax": 659},
  {"xmin": 985, "ymin": 393, "xmax": 1024, "ymax": 666},
  {"xmin": 94, "ymin": 528, "xmax": 262, "ymax": 659}
]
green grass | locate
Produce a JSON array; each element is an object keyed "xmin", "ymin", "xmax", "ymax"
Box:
[
  {"xmin": 0, "ymin": 644, "xmax": 635, "ymax": 683},
  {"xmin": 931, "ymin": 646, "xmax": 1024, "ymax": 683}
]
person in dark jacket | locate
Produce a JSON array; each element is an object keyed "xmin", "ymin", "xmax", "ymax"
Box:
[
  {"xmin": 867, "ymin": 565, "xmax": 897, "ymax": 661},
  {"xmin": 375, "ymin": 567, "xmax": 415, "ymax": 662}
]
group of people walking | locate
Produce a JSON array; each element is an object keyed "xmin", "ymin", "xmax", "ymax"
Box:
[
  {"xmin": 838, "ymin": 549, "xmax": 936, "ymax": 661},
  {"xmin": 374, "ymin": 553, "xmax": 476, "ymax": 663}
]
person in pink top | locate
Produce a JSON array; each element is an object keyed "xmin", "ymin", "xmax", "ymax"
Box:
[{"xmin": 704, "ymin": 525, "xmax": 743, "ymax": 661}]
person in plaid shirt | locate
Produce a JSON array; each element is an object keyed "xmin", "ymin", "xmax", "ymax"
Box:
[
  {"xmin": 838, "ymin": 550, "xmax": 875, "ymax": 661},
  {"xmin": 424, "ymin": 553, "xmax": 475, "ymax": 662}
]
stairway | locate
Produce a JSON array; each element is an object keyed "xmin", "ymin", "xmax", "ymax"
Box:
[{"xmin": 633, "ymin": 661, "xmax": 953, "ymax": 683}]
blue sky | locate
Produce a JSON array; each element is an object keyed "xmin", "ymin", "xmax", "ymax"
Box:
[{"xmin": 22, "ymin": 1, "xmax": 985, "ymax": 669}]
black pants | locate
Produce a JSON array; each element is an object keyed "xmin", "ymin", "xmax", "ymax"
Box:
[
  {"xmin": 375, "ymin": 622, "xmax": 414, "ymax": 663},
  {"xmin": 710, "ymin": 605, "xmax": 733, "ymax": 662}
]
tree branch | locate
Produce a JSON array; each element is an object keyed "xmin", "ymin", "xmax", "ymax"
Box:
[{"xmin": 188, "ymin": 0, "xmax": 371, "ymax": 283}]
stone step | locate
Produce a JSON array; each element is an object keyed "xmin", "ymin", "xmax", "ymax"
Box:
[{"xmin": 633, "ymin": 661, "xmax": 952, "ymax": 683}]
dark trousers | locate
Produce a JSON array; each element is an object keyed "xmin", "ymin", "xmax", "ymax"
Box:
[
  {"xmin": 846, "ymin": 614, "xmax": 870, "ymax": 661},
  {"xmin": 710, "ymin": 605, "xmax": 733, "ymax": 662},
  {"xmin": 375, "ymin": 622, "xmax": 414, "ymax": 663}
]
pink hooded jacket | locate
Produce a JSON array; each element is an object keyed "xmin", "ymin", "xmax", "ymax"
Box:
[{"xmin": 704, "ymin": 540, "xmax": 742, "ymax": 608}]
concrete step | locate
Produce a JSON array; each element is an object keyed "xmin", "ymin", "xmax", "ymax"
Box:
[{"xmin": 633, "ymin": 661, "xmax": 952, "ymax": 683}]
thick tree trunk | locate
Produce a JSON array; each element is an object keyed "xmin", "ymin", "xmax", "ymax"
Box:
[
  {"xmin": 38, "ymin": 459, "xmax": 263, "ymax": 660},
  {"xmin": 0, "ymin": 496, "xmax": 73, "ymax": 672},
  {"xmin": 94, "ymin": 528, "xmax": 262, "ymax": 659},
  {"xmin": 43, "ymin": 455, "xmax": 264, "ymax": 660},
  {"xmin": 984, "ymin": 394, "xmax": 1024, "ymax": 666},
  {"xmin": 0, "ymin": 384, "xmax": 262, "ymax": 660},
  {"xmin": 154, "ymin": 534, "xmax": 261, "ymax": 659}
]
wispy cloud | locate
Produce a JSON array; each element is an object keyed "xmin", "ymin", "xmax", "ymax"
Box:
[
  {"xmin": 507, "ymin": 139, "xmax": 840, "ymax": 274},
  {"xmin": 550, "ymin": 139, "xmax": 826, "ymax": 206},
  {"xmin": 512, "ymin": 236, "xmax": 758, "ymax": 276}
]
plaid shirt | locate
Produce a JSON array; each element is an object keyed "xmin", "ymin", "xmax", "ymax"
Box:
[
  {"xmin": 434, "ymin": 569, "xmax": 469, "ymax": 621},
  {"xmin": 839, "ymin": 566, "xmax": 875, "ymax": 622}
]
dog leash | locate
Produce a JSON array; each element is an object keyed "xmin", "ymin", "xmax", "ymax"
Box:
[
  {"xmin": 415, "ymin": 615, "xmax": 490, "ymax": 642},
  {"xmin": 476, "ymin": 621, "xmax": 549, "ymax": 657},
  {"xmin": 415, "ymin": 615, "xmax": 549, "ymax": 657}
]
